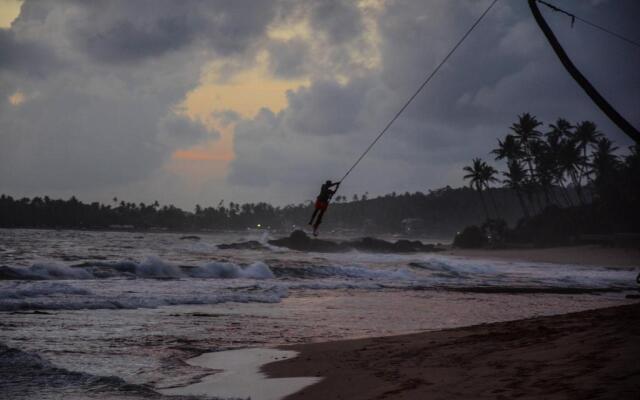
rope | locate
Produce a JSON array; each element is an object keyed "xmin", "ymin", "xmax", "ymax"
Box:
[
  {"xmin": 538, "ymin": 0, "xmax": 640, "ymax": 49},
  {"xmin": 338, "ymin": 0, "xmax": 498, "ymax": 184}
]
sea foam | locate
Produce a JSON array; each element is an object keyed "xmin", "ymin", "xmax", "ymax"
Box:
[{"xmin": 0, "ymin": 257, "xmax": 276, "ymax": 281}]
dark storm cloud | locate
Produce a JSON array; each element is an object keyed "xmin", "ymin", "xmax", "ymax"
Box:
[
  {"xmin": 308, "ymin": 0, "xmax": 364, "ymax": 44},
  {"xmin": 80, "ymin": 17, "xmax": 195, "ymax": 63},
  {"xmin": 68, "ymin": 0, "xmax": 277, "ymax": 64},
  {"xmin": 213, "ymin": 110, "xmax": 241, "ymax": 127},
  {"xmin": 2, "ymin": 0, "xmax": 638, "ymax": 207},
  {"xmin": 267, "ymin": 38, "xmax": 308, "ymax": 78},
  {"xmin": 228, "ymin": 0, "xmax": 640, "ymax": 204},
  {"xmin": 0, "ymin": 29, "xmax": 57, "ymax": 76},
  {"xmin": 0, "ymin": 89, "xmax": 163, "ymax": 190},
  {"xmin": 229, "ymin": 108, "xmax": 335, "ymax": 189},
  {"xmin": 285, "ymin": 78, "xmax": 370, "ymax": 136},
  {"xmin": 0, "ymin": 0, "xmax": 282, "ymax": 199},
  {"xmin": 0, "ymin": 82, "xmax": 217, "ymax": 192},
  {"xmin": 158, "ymin": 114, "xmax": 219, "ymax": 149}
]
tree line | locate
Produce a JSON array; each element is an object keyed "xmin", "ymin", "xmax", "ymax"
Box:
[
  {"xmin": 463, "ymin": 113, "xmax": 639, "ymax": 237},
  {"xmin": 1, "ymin": 113, "xmax": 637, "ymax": 238},
  {"xmin": 0, "ymin": 187, "xmax": 530, "ymax": 236}
]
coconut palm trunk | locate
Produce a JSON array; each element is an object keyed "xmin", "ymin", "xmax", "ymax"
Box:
[
  {"xmin": 528, "ymin": 0, "xmax": 640, "ymax": 143},
  {"xmin": 569, "ymin": 171, "xmax": 586, "ymax": 206},
  {"xmin": 485, "ymin": 186, "xmax": 501, "ymax": 220},
  {"xmin": 515, "ymin": 188, "xmax": 530, "ymax": 219},
  {"xmin": 557, "ymin": 179, "xmax": 574, "ymax": 207},
  {"xmin": 477, "ymin": 187, "xmax": 490, "ymax": 220},
  {"xmin": 464, "ymin": 158, "xmax": 494, "ymax": 221}
]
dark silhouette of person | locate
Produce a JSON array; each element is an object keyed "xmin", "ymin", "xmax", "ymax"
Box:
[{"xmin": 309, "ymin": 180, "xmax": 340, "ymax": 236}]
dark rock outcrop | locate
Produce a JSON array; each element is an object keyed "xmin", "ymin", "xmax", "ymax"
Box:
[
  {"xmin": 0, "ymin": 266, "xmax": 30, "ymax": 280},
  {"xmin": 269, "ymin": 230, "xmax": 349, "ymax": 252},
  {"xmin": 179, "ymin": 235, "xmax": 201, "ymax": 240},
  {"xmin": 217, "ymin": 240, "xmax": 268, "ymax": 251},
  {"xmin": 268, "ymin": 230, "xmax": 440, "ymax": 253}
]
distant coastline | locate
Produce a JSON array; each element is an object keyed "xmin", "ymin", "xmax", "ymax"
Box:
[
  {"xmin": 449, "ymin": 244, "xmax": 640, "ymax": 268},
  {"xmin": 0, "ymin": 186, "xmax": 574, "ymax": 237}
]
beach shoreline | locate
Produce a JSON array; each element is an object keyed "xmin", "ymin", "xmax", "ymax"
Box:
[
  {"xmin": 264, "ymin": 302, "xmax": 640, "ymax": 399},
  {"xmin": 447, "ymin": 244, "xmax": 640, "ymax": 268}
]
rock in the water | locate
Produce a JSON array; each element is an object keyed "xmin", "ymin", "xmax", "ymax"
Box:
[
  {"xmin": 0, "ymin": 266, "xmax": 30, "ymax": 280},
  {"xmin": 180, "ymin": 235, "xmax": 201, "ymax": 240},
  {"xmin": 268, "ymin": 230, "xmax": 440, "ymax": 253},
  {"xmin": 269, "ymin": 230, "xmax": 348, "ymax": 252},
  {"xmin": 217, "ymin": 240, "xmax": 268, "ymax": 250}
]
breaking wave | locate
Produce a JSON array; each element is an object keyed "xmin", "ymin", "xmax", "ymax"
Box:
[
  {"xmin": 0, "ymin": 281, "xmax": 288, "ymax": 311},
  {"xmin": 272, "ymin": 264, "xmax": 416, "ymax": 281},
  {"xmin": 0, "ymin": 343, "xmax": 204, "ymax": 400},
  {"xmin": 1, "ymin": 282, "xmax": 92, "ymax": 299},
  {"xmin": 0, "ymin": 257, "xmax": 274, "ymax": 281},
  {"xmin": 1, "ymin": 253, "xmax": 636, "ymax": 312}
]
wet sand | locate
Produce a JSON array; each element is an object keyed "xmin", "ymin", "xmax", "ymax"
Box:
[
  {"xmin": 449, "ymin": 245, "xmax": 640, "ymax": 268},
  {"xmin": 265, "ymin": 303, "xmax": 640, "ymax": 399}
]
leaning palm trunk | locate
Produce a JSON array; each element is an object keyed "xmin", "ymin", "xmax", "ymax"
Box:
[
  {"xmin": 569, "ymin": 171, "xmax": 586, "ymax": 206},
  {"xmin": 476, "ymin": 187, "xmax": 490, "ymax": 220},
  {"xmin": 558, "ymin": 179, "xmax": 575, "ymax": 207},
  {"xmin": 515, "ymin": 188, "xmax": 530, "ymax": 219},
  {"xmin": 541, "ymin": 185, "xmax": 552, "ymax": 207},
  {"xmin": 532, "ymin": 188, "xmax": 545, "ymax": 213},
  {"xmin": 528, "ymin": 0, "xmax": 640, "ymax": 143},
  {"xmin": 485, "ymin": 186, "xmax": 501, "ymax": 220},
  {"xmin": 522, "ymin": 183, "xmax": 540, "ymax": 216},
  {"xmin": 548, "ymin": 185, "xmax": 562, "ymax": 207}
]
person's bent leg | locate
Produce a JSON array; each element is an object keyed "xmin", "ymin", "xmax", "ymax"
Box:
[
  {"xmin": 309, "ymin": 208, "xmax": 319, "ymax": 225},
  {"xmin": 313, "ymin": 209, "xmax": 326, "ymax": 235}
]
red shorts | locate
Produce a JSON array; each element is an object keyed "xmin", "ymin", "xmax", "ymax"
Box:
[{"xmin": 315, "ymin": 199, "xmax": 328, "ymax": 211}]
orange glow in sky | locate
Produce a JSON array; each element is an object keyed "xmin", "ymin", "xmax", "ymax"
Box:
[
  {"xmin": 9, "ymin": 90, "xmax": 26, "ymax": 106},
  {"xmin": 0, "ymin": 0, "xmax": 22, "ymax": 28},
  {"xmin": 168, "ymin": 51, "xmax": 308, "ymax": 185}
]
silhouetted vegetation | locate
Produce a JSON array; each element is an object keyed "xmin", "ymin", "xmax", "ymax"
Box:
[
  {"xmin": 1, "ymin": 113, "xmax": 636, "ymax": 244},
  {"xmin": 0, "ymin": 187, "xmax": 528, "ymax": 237},
  {"xmin": 453, "ymin": 225, "xmax": 486, "ymax": 248},
  {"xmin": 457, "ymin": 113, "xmax": 640, "ymax": 247}
]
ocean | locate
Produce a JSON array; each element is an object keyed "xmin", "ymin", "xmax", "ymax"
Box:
[{"xmin": 0, "ymin": 228, "xmax": 637, "ymax": 399}]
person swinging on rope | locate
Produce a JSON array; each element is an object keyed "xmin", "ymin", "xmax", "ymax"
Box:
[{"xmin": 308, "ymin": 180, "xmax": 340, "ymax": 236}]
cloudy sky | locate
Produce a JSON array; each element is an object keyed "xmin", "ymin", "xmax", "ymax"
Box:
[{"xmin": 1, "ymin": 0, "xmax": 638, "ymax": 209}]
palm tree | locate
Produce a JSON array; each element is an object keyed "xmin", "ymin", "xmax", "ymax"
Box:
[
  {"xmin": 492, "ymin": 134, "xmax": 524, "ymax": 163},
  {"xmin": 502, "ymin": 161, "xmax": 530, "ymax": 218},
  {"xmin": 572, "ymin": 121, "xmax": 602, "ymax": 193},
  {"xmin": 463, "ymin": 158, "xmax": 490, "ymax": 220},
  {"xmin": 480, "ymin": 162, "xmax": 501, "ymax": 219},
  {"xmin": 589, "ymin": 137, "xmax": 619, "ymax": 185},
  {"xmin": 510, "ymin": 113, "xmax": 542, "ymax": 181},
  {"xmin": 545, "ymin": 122, "xmax": 575, "ymax": 207},
  {"xmin": 511, "ymin": 113, "xmax": 542, "ymax": 143},
  {"xmin": 573, "ymin": 121, "xmax": 602, "ymax": 153},
  {"xmin": 585, "ymin": 137, "xmax": 621, "ymax": 211},
  {"xmin": 531, "ymin": 140, "xmax": 557, "ymax": 206},
  {"xmin": 558, "ymin": 138, "xmax": 586, "ymax": 205},
  {"xmin": 621, "ymin": 145, "xmax": 640, "ymax": 211},
  {"xmin": 548, "ymin": 118, "xmax": 573, "ymax": 142}
]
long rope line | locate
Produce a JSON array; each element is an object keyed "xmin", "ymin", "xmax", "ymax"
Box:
[
  {"xmin": 338, "ymin": 0, "xmax": 498, "ymax": 183},
  {"xmin": 538, "ymin": 0, "xmax": 640, "ymax": 49}
]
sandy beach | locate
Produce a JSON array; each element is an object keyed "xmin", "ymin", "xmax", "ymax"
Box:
[
  {"xmin": 449, "ymin": 245, "xmax": 640, "ymax": 268},
  {"xmin": 265, "ymin": 302, "xmax": 640, "ymax": 399}
]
